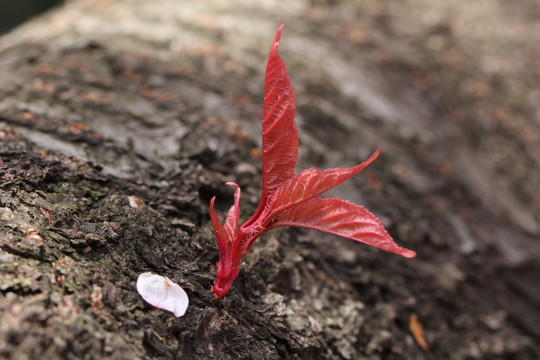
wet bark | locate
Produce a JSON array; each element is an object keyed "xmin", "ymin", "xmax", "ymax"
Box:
[{"xmin": 1, "ymin": 0, "xmax": 539, "ymax": 359}]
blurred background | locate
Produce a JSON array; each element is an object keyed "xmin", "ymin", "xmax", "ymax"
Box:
[{"xmin": 0, "ymin": 0, "xmax": 62, "ymax": 34}]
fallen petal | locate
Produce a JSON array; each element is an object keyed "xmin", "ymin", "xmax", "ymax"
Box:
[{"xmin": 136, "ymin": 272, "xmax": 189, "ymax": 317}]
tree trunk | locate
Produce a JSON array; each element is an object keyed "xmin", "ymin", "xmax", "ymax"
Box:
[{"xmin": 1, "ymin": 0, "xmax": 539, "ymax": 359}]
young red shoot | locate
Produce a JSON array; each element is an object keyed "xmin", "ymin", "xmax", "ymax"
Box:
[{"xmin": 210, "ymin": 25, "xmax": 415, "ymax": 299}]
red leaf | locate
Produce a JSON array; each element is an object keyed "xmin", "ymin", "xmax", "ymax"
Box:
[
  {"xmin": 209, "ymin": 196, "xmax": 229, "ymax": 258},
  {"xmin": 263, "ymin": 149, "xmax": 380, "ymax": 221},
  {"xmin": 260, "ymin": 25, "xmax": 298, "ymax": 205},
  {"xmin": 209, "ymin": 182, "xmax": 241, "ymax": 246},
  {"xmin": 267, "ymin": 197, "xmax": 416, "ymax": 258},
  {"xmin": 223, "ymin": 182, "xmax": 241, "ymax": 241}
]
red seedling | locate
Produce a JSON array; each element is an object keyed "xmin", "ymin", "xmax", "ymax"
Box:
[{"xmin": 210, "ymin": 25, "xmax": 415, "ymax": 299}]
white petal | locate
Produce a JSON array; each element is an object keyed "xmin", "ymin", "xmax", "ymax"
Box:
[{"xmin": 136, "ymin": 272, "xmax": 189, "ymax": 317}]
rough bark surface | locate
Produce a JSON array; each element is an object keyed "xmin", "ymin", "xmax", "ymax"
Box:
[{"xmin": 1, "ymin": 0, "xmax": 539, "ymax": 359}]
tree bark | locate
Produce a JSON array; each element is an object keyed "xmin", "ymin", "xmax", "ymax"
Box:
[{"xmin": 1, "ymin": 0, "xmax": 539, "ymax": 359}]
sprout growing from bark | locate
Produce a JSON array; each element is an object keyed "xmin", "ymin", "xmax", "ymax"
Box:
[{"xmin": 210, "ymin": 26, "xmax": 415, "ymax": 299}]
